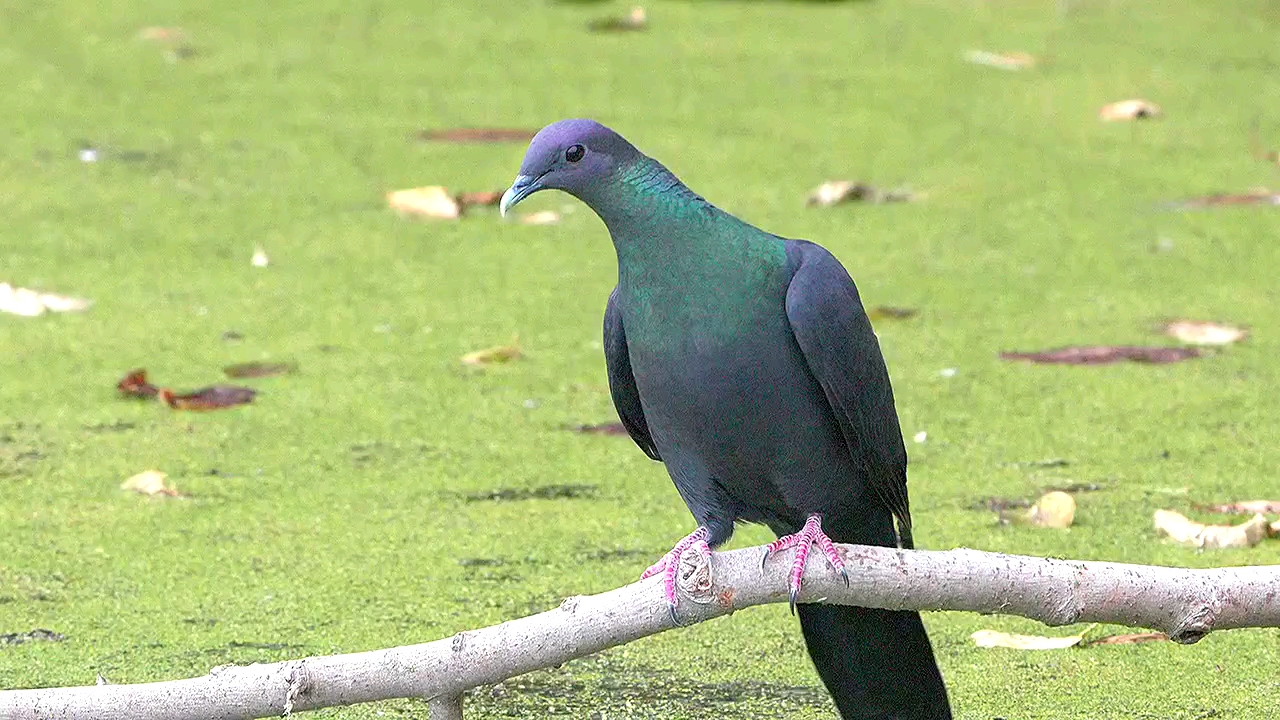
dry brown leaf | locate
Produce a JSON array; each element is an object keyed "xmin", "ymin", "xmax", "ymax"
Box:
[
  {"xmin": 1100, "ymin": 99, "xmax": 1161, "ymax": 121},
  {"xmin": 461, "ymin": 336, "xmax": 522, "ymax": 366},
  {"xmin": 159, "ymin": 385, "xmax": 257, "ymax": 411},
  {"xmin": 0, "ymin": 283, "xmax": 92, "ymax": 316},
  {"xmin": 1028, "ymin": 491, "xmax": 1076, "ymax": 528},
  {"xmin": 964, "ymin": 50, "xmax": 1036, "ymax": 71},
  {"xmin": 387, "ymin": 187, "xmax": 460, "ymax": 219},
  {"xmin": 520, "ymin": 210, "xmax": 561, "ymax": 225},
  {"xmin": 971, "ymin": 629, "xmax": 1084, "ymax": 650},
  {"xmin": 806, "ymin": 181, "xmax": 914, "ymax": 207},
  {"xmin": 1087, "ymin": 632, "xmax": 1167, "ymax": 645},
  {"xmin": 121, "ymin": 470, "xmax": 180, "ymax": 497},
  {"xmin": 116, "ymin": 369, "xmax": 159, "ymax": 399},
  {"xmin": 1000, "ymin": 345, "xmax": 1199, "ymax": 365},
  {"xmin": 1153, "ymin": 509, "xmax": 1270, "ymax": 549},
  {"xmin": 1160, "ymin": 320, "xmax": 1247, "ymax": 346}
]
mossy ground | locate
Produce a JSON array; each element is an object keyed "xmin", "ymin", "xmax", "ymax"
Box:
[{"xmin": 3, "ymin": 0, "xmax": 1279, "ymax": 717}]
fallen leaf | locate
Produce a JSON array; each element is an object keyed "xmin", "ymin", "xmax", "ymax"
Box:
[
  {"xmin": 867, "ymin": 306, "xmax": 918, "ymax": 321},
  {"xmin": 223, "ymin": 361, "xmax": 298, "ymax": 379},
  {"xmin": 461, "ymin": 336, "xmax": 522, "ymax": 366},
  {"xmin": 116, "ymin": 369, "xmax": 160, "ymax": 399},
  {"xmin": 1153, "ymin": 509, "xmax": 1270, "ymax": 549},
  {"xmin": 1099, "ymin": 99, "xmax": 1161, "ymax": 121},
  {"xmin": 1028, "ymin": 491, "xmax": 1076, "ymax": 528},
  {"xmin": 520, "ymin": 210, "xmax": 561, "ymax": 225},
  {"xmin": 1087, "ymin": 632, "xmax": 1167, "ymax": 645},
  {"xmin": 912, "ymin": 431, "xmax": 928, "ymax": 444},
  {"xmin": 1194, "ymin": 500, "xmax": 1280, "ymax": 515},
  {"xmin": 1000, "ymin": 346, "xmax": 1199, "ymax": 365},
  {"xmin": 971, "ymin": 629, "xmax": 1085, "ymax": 650},
  {"xmin": 806, "ymin": 181, "xmax": 914, "ymax": 207},
  {"xmin": 457, "ymin": 191, "xmax": 505, "ymax": 208},
  {"xmin": 565, "ymin": 422, "xmax": 629, "ymax": 435},
  {"xmin": 1164, "ymin": 190, "xmax": 1280, "ymax": 210},
  {"xmin": 588, "ymin": 6, "xmax": 647, "ymax": 32},
  {"xmin": 0, "ymin": 282, "xmax": 92, "ymax": 316},
  {"xmin": 251, "ymin": 246, "xmax": 269, "ymax": 267},
  {"xmin": 387, "ymin": 186, "xmax": 461, "ymax": 219},
  {"xmin": 1160, "ymin": 320, "xmax": 1247, "ymax": 346},
  {"xmin": 159, "ymin": 386, "xmax": 257, "ymax": 411},
  {"xmin": 964, "ymin": 50, "xmax": 1035, "ymax": 70},
  {"xmin": 121, "ymin": 470, "xmax": 180, "ymax": 497},
  {"xmin": 417, "ymin": 129, "xmax": 537, "ymax": 143}
]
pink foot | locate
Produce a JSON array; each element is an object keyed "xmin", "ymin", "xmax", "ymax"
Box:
[
  {"xmin": 761, "ymin": 514, "xmax": 849, "ymax": 613},
  {"xmin": 641, "ymin": 526, "xmax": 712, "ymax": 624}
]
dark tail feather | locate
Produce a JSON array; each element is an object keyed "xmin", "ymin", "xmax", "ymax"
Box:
[{"xmin": 797, "ymin": 604, "xmax": 951, "ymax": 720}]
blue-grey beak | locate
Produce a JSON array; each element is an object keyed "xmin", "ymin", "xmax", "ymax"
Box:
[{"xmin": 500, "ymin": 174, "xmax": 540, "ymax": 217}]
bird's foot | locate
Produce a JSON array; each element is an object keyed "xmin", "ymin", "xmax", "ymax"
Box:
[
  {"xmin": 761, "ymin": 514, "xmax": 849, "ymax": 613},
  {"xmin": 641, "ymin": 526, "xmax": 712, "ymax": 625}
]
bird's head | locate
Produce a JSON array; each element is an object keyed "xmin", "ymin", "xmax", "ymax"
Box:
[{"xmin": 500, "ymin": 119, "xmax": 639, "ymax": 217}]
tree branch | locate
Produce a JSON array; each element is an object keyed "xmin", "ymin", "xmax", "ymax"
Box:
[{"xmin": 3, "ymin": 543, "xmax": 1278, "ymax": 720}]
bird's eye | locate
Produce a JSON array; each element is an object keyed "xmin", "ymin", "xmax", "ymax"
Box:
[{"xmin": 565, "ymin": 144, "xmax": 585, "ymax": 163}]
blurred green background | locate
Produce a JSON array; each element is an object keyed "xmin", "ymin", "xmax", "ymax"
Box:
[{"xmin": 2, "ymin": 0, "xmax": 1279, "ymax": 717}]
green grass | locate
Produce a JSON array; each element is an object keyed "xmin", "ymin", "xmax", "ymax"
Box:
[{"xmin": 3, "ymin": 0, "xmax": 1280, "ymax": 717}]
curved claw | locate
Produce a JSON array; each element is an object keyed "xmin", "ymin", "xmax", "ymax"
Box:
[
  {"xmin": 644, "ymin": 526, "xmax": 712, "ymax": 627},
  {"xmin": 766, "ymin": 514, "xmax": 849, "ymax": 612}
]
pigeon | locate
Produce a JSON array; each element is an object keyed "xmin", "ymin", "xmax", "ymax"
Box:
[{"xmin": 501, "ymin": 119, "xmax": 951, "ymax": 719}]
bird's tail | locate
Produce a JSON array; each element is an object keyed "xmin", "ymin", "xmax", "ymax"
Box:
[
  {"xmin": 796, "ymin": 508, "xmax": 949, "ymax": 719},
  {"xmin": 797, "ymin": 604, "xmax": 951, "ymax": 720}
]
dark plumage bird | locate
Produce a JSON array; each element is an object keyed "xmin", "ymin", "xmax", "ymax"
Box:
[{"xmin": 501, "ymin": 119, "xmax": 951, "ymax": 720}]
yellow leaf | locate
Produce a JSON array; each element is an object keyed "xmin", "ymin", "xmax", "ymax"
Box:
[
  {"xmin": 971, "ymin": 629, "xmax": 1085, "ymax": 650},
  {"xmin": 387, "ymin": 186, "xmax": 461, "ymax": 219},
  {"xmin": 461, "ymin": 335, "xmax": 522, "ymax": 366},
  {"xmin": 1153, "ymin": 509, "xmax": 1269, "ymax": 549},
  {"xmin": 121, "ymin": 470, "xmax": 180, "ymax": 497},
  {"xmin": 1028, "ymin": 491, "xmax": 1076, "ymax": 529},
  {"xmin": 1161, "ymin": 320, "xmax": 1247, "ymax": 346}
]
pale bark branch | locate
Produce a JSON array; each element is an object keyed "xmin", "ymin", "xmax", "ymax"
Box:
[{"xmin": 3, "ymin": 543, "xmax": 1278, "ymax": 720}]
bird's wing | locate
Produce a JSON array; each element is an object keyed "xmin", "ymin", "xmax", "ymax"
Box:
[
  {"xmin": 783, "ymin": 240, "xmax": 912, "ymax": 546},
  {"xmin": 604, "ymin": 287, "xmax": 662, "ymax": 461}
]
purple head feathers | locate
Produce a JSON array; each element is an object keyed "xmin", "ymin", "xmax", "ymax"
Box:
[{"xmin": 500, "ymin": 119, "xmax": 642, "ymax": 217}]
